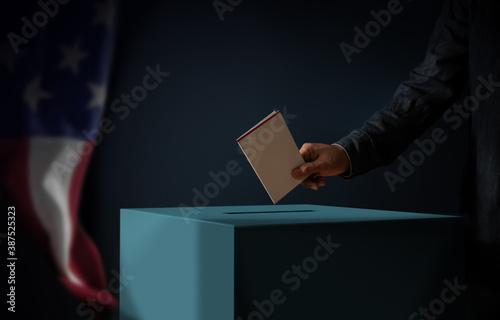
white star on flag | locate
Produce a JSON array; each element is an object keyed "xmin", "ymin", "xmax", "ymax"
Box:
[
  {"xmin": 87, "ymin": 82, "xmax": 107, "ymax": 109},
  {"xmin": 24, "ymin": 76, "xmax": 51, "ymax": 112},
  {"xmin": 93, "ymin": 0, "xmax": 115, "ymax": 31},
  {"xmin": 58, "ymin": 40, "xmax": 87, "ymax": 76}
]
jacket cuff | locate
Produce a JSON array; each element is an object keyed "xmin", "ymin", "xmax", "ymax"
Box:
[
  {"xmin": 331, "ymin": 143, "xmax": 353, "ymax": 179},
  {"xmin": 332, "ymin": 130, "xmax": 376, "ymax": 179}
]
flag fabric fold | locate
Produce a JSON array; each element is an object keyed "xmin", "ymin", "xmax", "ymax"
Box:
[{"xmin": 0, "ymin": 0, "xmax": 118, "ymax": 314}]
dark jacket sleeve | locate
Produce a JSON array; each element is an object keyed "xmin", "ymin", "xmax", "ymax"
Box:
[{"xmin": 335, "ymin": 0, "xmax": 470, "ymax": 178}]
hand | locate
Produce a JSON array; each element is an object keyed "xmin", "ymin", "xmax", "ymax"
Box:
[{"xmin": 291, "ymin": 143, "xmax": 350, "ymax": 190}]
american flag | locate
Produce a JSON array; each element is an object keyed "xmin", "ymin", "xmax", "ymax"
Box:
[{"xmin": 0, "ymin": 0, "xmax": 118, "ymax": 314}]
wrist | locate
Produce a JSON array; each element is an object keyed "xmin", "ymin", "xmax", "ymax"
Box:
[{"xmin": 331, "ymin": 143, "xmax": 352, "ymax": 177}]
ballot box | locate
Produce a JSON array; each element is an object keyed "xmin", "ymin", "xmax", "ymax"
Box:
[{"xmin": 120, "ymin": 205, "xmax": 465, "ymax": 320}]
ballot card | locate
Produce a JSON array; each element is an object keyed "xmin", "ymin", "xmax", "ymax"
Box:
[{"xmin": 237, "ymin": 110, "xmax": 305, "ymax": 203}]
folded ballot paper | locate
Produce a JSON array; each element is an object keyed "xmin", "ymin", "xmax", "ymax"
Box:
[{"xmin": 237, "ymin": 110, "xmax": 305, "ymax": 203}]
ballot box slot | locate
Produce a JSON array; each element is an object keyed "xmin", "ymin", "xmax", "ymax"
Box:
[{"xmin": 224, "ymin": 210, "xmax": 315, "ymax": 214}]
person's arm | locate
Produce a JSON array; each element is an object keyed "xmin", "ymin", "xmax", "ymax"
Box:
[{"xmin": 293, "ymin": 0, "xmax": 470, "ymax": 189}]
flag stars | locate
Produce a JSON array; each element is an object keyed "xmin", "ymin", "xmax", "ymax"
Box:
[
  {"xmin": 93, "ymin": 0, "xmax": 115, "ymax": 31},
  {"xmin": 24, "ymin": 76, "xmax": 51, "ymax": 112},
  {"xmin": 87, "ymin": 82, "xmax": 107, "ymax": 109},
  {"xmin": 58, "ymin": 40, "xmax": 87, "ymax": 76}
]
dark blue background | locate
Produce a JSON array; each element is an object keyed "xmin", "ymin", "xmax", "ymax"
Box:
[
  {"xmin": 81, "ymin": 0, "xmax": 466, "ymax": 318},
  {"xmin": 3, "ymin": 0, "xmax": 474, "ymax": 319}
]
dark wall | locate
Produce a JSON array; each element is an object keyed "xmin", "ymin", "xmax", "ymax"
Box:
[{"xmin": 80, "ymin": 0, "xmax": 467, "ymax": 316}]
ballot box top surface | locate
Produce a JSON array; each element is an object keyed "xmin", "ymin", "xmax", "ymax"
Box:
[{"xmin": 121, "ymin": 204, "xmax": 459, "ymax": 227}]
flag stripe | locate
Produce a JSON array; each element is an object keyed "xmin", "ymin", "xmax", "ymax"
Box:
[{"xmin": 1, "ymin": 1, "xmax": 118, "ymax": 315}]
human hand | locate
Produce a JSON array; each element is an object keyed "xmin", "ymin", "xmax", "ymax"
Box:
[{"xmin": 291, "ymin": 143, "xmax": 350, "ymax": 190}]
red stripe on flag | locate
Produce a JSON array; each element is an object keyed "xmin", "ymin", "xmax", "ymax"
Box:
[
  {"xmin": 0, "ymin": 137, "xmax": 52, "ymax": 258},
  {"xmin": 0, "ymin": 137, "xmax": 117, "ymax": 317},
  {"xmin": 65, "ymin": 141, "xmax": 117, "ymax": 308}
]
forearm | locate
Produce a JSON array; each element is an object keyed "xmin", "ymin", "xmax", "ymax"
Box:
[{"xmin": 335, "ymin": 0, "xmax": 470, "ymax": 178}]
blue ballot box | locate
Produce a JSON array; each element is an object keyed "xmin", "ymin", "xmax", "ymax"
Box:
[{"xmin": 120, "ymin": 205, "xmax": 465, "ymax": 320}]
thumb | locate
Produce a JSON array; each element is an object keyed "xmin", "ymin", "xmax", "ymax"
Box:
[{"xmin": 291, "ymin": 161, "xmax": 319, "ymax": 178}]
